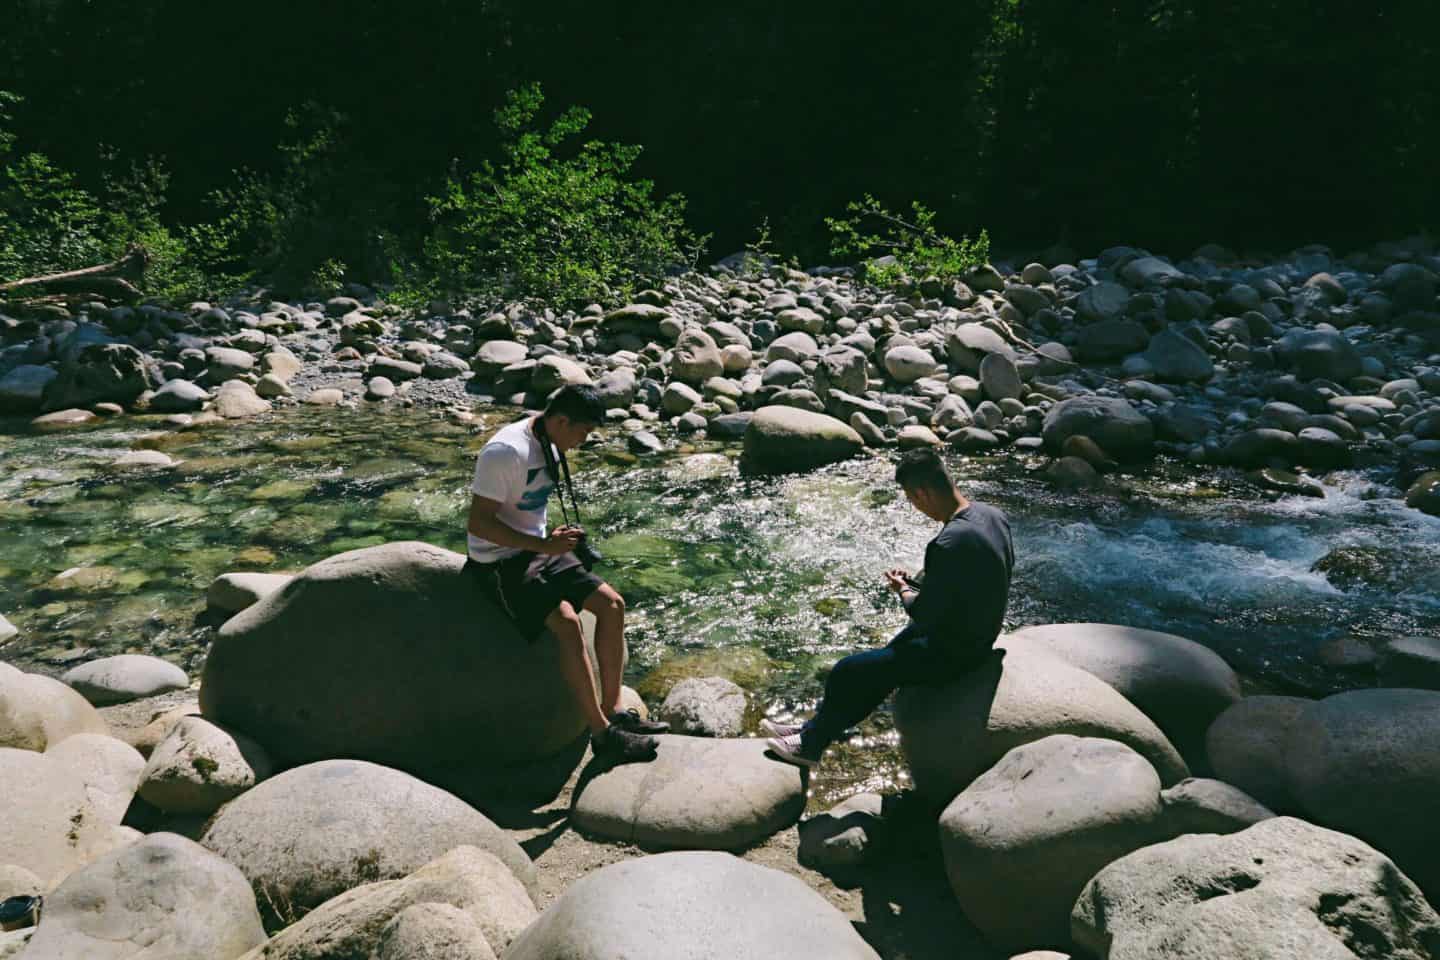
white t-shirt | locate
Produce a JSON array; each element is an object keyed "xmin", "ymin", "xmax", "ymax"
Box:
[{"xmin": 468, "ymin": 417, "xmax": 557, "ymax": 562}]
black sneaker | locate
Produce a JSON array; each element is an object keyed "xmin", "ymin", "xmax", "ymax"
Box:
[
  {"xmin": 608, "ymin": 707, "xmax": 670, "ymax": 735},
  {"xmin": 592, "ymin": 725, "xmax": 659, "ymax": 764}
]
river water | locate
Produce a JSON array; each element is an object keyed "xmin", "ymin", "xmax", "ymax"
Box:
[{"xmin": 3, "ymin": 405, "xmax": 1438, "ymax": 804}]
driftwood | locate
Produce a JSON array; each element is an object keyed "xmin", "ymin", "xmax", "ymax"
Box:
[{"xmin": 0, "ymin": 245, "xmax": 149, "ymax": 303}]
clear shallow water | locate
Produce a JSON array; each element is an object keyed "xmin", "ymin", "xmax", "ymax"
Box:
[{"xmin": 3, "ymin": 406, "xmax": 1438, "ymax": 804}]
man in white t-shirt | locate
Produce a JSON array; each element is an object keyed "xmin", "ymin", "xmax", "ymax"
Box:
[{"xmin": 465, "ymin": 384, "xmax": 668, "ymax": 764}]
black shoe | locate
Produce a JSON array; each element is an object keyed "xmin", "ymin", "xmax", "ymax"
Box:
[
  {"xmin": 608, "ymin": 707, "xmax": 670, "ymax": 735},
  {"xmin": 592, "ymin": 725, "xmax": 659, "ymax": 764}
]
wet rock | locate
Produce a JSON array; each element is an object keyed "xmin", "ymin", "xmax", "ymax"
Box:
[
  {"xmin": 139, "ymin": 716, "xmax": 272, "ymax": 815},
  {"xmin": 895, "ymin": 647, "xmax": 1187, "ymax": 806},
  {"xmin": 1003, "ymin": 623, "xmax": 1241, "ymax": 765},
  {"xmin": 200, "ymin": 759, "xmax": 535, "ymax": 924},
  {"xmin": 503, "ymin": 852, "xmax": 879, "ymax": 960},
  {"xmin": 61, "ymin": 655, "xmax": 188, "ymax": 706},
  {"xmin": 31, "ymin": 407, "xmax": 98, "ymax": 430},
  {"xmin": 1224, "ymin": 428, "xmax": 1299, "ymax": 467},
  {"xmin": 23, "ymin": 833, "xmax": 266, "ymax": 960},
  {"xmin": 305, "ymin": 387, "xmax": 345, "ymax": 405},
  {"xmin": 111, "ymin": 449, "xmax": 176, "ymax": 469},
  {"xmin": 1072, "ymin": 817, "xmax": 1440, "ymax": 960},
  {"xmin": 1253, "ymin": 467, "xmax": 1324, "ymax": 497},
  {"xmin": 366, "ymin": 375, "xmax": 396, "ymax": 400},
  {"xmin": 1405, "ymin": 470, "xmax": 1440, "ymax": 516},
  {"xmin": 941, "ymin": 735, "xmax": 1167, "ymax": 951},
  {"xmin": 200, "ymin": 542, "xmax": 611, "ymax": 804},
  {"xmin": 657, "ymin": 676, "xmax": 747, "ymax": 737},
  {"xmin": 1205, "ymin": 695, "xmax": 1309, "ymax": 812},
  {"xmin": 1378, "ymin": 635, "xmax": 1440, "ymax": 690},
  {"xmin": 572, "ymin": 736, "xmax": 804, "ymax": 850},
  {"xmin": 1041, "ymin": 396, "xmax": 1154, "ymax": 461},
  {"xmin": 1045, "ymin": 455, "xmax": 1100, "ymax": 489},
  {"xmin": 742, "ymin": 406, "xmax": 862, "ymax": 473},
  {"xmin": 1282, "ymin": 688, "xmax": 1440, "ymax": 901}
]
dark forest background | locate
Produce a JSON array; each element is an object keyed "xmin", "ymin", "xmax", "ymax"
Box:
[{"xmin": 3, "ymin": 0, "xmax": 1437, "ymax": 285}]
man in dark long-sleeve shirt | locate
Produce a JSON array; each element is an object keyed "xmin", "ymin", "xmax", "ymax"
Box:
[{"xmin": 766, "ymin": 447, "xmax": 1014, "ymax": 767}]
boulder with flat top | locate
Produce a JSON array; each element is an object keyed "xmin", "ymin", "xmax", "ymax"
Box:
[{"xmin": 199, "ymin": 541, "xmax": 611, "ymax": 805}]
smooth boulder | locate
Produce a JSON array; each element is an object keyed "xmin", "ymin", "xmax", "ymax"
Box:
[
  {"xmin": 1282, "ymin": 688, "xmax": 1440, "ymax": 900},
  {"xmin": 205, "ymin": 571, "xmax": 293, "ymax": 615},
  {"xmin": 0, "ymin": 661, "xmax": 108, "ymax": 751},
  {"xmin": 235, "ymin": 846, "xmax": 534, "ymax": 960},
  {"xmin": 200, "ymin": 759, "xmax": 536, "ymax": 924},
  {"xmin": 502, "ymin": 852, "xmax": 880, "ymax": 960},
  {"xmin": 43, "ymin": 733, "xmax": 145, "ymax": 824},
  {"xmin": 200, "ymin": 542, "xmax": 608, "ymax": 799},
  {"xmin": 23, "ymin": 833, "xmax": 266, "ymax": 960},
  {"xmin": 139, "ymin": 716, "xmax": 272, "ymax": 815},
  {"xmin": 741, "ymin": 406, "xmax": 863, "ymax": 474},
  {"xmin": 940, "ymin": 735, "xmax": 1166, "ymax": 951},
  {"xmin": 894, "ymin": 647, "xmax": 1187, "ymax": 805},
  {"xmin": 1204, "ymin": 695, "xmax": 1309, "ymax": 811},
  {"xmin": 1072, "ymin": 817, "xmax": 1440, "ymax": 960},
  {"xmin": 572, "ymin": 736, "xmax": 804, "ymax": 850},
  {"xmin": 1002, "ymin": 623, "xmax": 1241, "ymax": 764},
  {"xmin": 61, "ymin": 654, "xmax": 189, "ymax": 706},
  {"xmin": 1041, "ymin": 396, "xmax": 1154, "ymax": 461},
  {"xmin": 657, "ymin": 676, "xmax": 747, "ymax": 737}
]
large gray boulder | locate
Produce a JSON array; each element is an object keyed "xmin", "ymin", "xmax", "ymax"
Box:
[
  {"xmin": 883, "ymin": 344, "xmax": 939, "ymax": 383},
  {"xmin": 43, "ymin": 733, "xmax": 145, "ymax": 825},
  {"xmin": 1076, "ymin": 282, "xmax": 1131, "ymax": 322},
  {"xmin": 0, "ymin": 364, "xmax": 58, "ymax": 412},
  {"xmin": 470, "ymin": 340, "xmax": 528, "ymax": 379},
  {"xmin": 205, "ymin": 571, "xmax": 293, "ymax": 616},
  {"xmin": 572, "ymin": 736, "xmax": 804, "ymax": 849},
  {"xmin": 502, "ymin": 852, "xmax": 880, "ymax": 960},
  {"xmin": 1041, "ymin": 396, "xmax": 1154, "ymax": 461},
  {"xmin": 42, "ymin": 343, "xmax": 155, "ymax": 411},
  {"xmin": 23, "ymin": 833, "xmax": 266, "ymax": 960},
  {"xmin": 1205, "ymin": 695, "xmax": 1309, "ymax": 811},
  {"xmin": 602, "ymin": 303, "xmax": 671, "ymax": 340},
  {"xmin": 200, "ymin": 542, "xmax": 608, "ymax": 801},
  {"xmin": 814, "ymin": 347, "xmax": 868, "ymax": 396},
  {"xmin": 0, "ymin": 661, "xmax": 108, "ymax": 751},
  {"xmin": 1157, "ymin": 777, "xmax": 1274, "ymax": 836},
  {"xmin": 1075, "ymin": 319, "xmax": 1150, "ymax": 362},
  {"xmin": 941, "ymin": 735, "xmax": 1167, "ymax": 952},
  {"xmin": 1144, "ymin": 328, "xmax": 1214, "ymax": 382},
  {"xmin": 149, "ymin": 378, "xmax": 210, "ymax": 413},
  {"xmin": 657, "ymin": 676, "xmax": 747, "ymax": 737},
  {"xmin": 1071, "ymin": 817, "xmax": 1440, "ymax": 960},
  {"xmin": 1282, "ymin": 688, "xmax": 1440, "ymax": 901},
  {"xmin": 200, "ymin": 759, "xmax": 536, "ymax": 924},
  {"xmin": 894, "ymin": 647, "xmax": 1187, "ymax": 806},
  {"xmin": 235, "ymin": 846, "xmax": 535, "ymax": 960},
  {"xmin": 670, "ymin": 327, "xmax": 724, "ymax": 384},
  {"xmin": 741, "ymin": 406, "xmax": 863, "ymax": 474},
  {"xmin": 0, "ymin": 746, "xmax": 141, "ymax": 889},
  {"xmin": 139, "ymin": 716, "xmax": 272, "ymax": 815},
  {"xmin": 61, "ymin": 654, "xmax": 189, "ymax": 706},
  {"xmin": 946, "ymin": 323, "xmax": 1016, "ymax": 374},
  {"xmin": 1274, "ymin": 328, "xmax": 1363, "ymax": 382},
  {"xmin": 1002, "ymin": 623, "xmax": 1241, "ymax": 765},
  {"xmin": 375, "ymin": 903, "xmax": 497, "ymax": 960}
]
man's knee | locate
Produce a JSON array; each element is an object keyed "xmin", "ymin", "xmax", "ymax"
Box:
[
  {"xmin": 547, "ymin": 607, "xmax": 586, "ymax": 645},
  {"xmin": 587, "ymin": 585, "xmax": 625, "ymax": 618}
]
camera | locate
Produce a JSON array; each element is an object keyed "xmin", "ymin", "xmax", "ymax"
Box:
[{"xmin": 573, "ymin": 532, "xmax": 603, "ymax": 572}]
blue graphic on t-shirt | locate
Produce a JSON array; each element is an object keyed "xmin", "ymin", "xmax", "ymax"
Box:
[{"xmin": 517, "ymin": 465, "xmax": 553, "ymax": 510}]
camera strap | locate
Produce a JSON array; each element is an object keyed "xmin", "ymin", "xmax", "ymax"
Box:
[{"xmin": 534, "ymin": 417, "xmax": 583, "ymax": 528}]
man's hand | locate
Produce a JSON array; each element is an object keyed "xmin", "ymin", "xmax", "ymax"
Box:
[
  {"xmin": 884, "ymin": 568, "xmax": 912, "ymax": 595},
  {"xmin": 542, "ymin": 525, "xmax": 585, "ymax": 556}
]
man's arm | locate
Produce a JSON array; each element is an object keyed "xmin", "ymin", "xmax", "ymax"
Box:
[
  {"xmin": 467, "ymin": 496, "xmax": 579, "ymax": 555},
  {"xmin": 902, "ymin": 539, "xmax": 966, "ymax": 634}
]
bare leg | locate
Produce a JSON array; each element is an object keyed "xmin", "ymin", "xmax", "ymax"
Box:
[
  {"xmin": 583, "ymin": 584, "xmax": 626, "ymax": 717},
  {"xmin": 544, "ymin": 602, "xmax": 609, "ymax": 735}
]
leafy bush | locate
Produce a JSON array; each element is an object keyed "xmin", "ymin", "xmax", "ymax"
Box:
[
  {"xmin": 826, "ymin": 194, "xmax": 990, "ymax": 288},
  {"xmin": 412, "ymin": 83, "xmax": 706, "ymax": 307}
]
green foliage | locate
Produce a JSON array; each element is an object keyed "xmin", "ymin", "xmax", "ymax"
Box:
[
  {"xmin": 736, "ymin": 217, "xmax": 799, "ymax": 279},
  {"xmin": 826, "ymin": 194, "xmax": 990, "ymax": 288},
  {"xmin": 412, "ymin": 83, "xmax": 706, "ymax": 308}
]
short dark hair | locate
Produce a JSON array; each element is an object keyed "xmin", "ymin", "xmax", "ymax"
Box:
[
  {"xmin": 895, "ymin": 447, "xmax": 952, "ymax": 492},
  {"xmin": 544, "ymin": 383, "xmax": 606, "ymax": 425}
]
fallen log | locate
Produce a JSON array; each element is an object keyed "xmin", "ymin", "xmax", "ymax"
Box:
[{"xmin": 0, "ymin": 245, "xmax": 149, "ymax": 302}]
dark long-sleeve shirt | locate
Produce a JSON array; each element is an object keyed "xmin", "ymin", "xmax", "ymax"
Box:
[{"xmin": 902, "ymin": 500, "xmax": 1014, "ymax": 660}]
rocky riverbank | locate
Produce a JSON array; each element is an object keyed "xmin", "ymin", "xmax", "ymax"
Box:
[{"xmin": 3, "ymin": 240, "xmax": 1439, "ymax": 514}]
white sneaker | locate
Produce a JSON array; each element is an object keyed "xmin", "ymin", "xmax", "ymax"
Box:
[
  {"xmin": 765, "ymin": 733, "xmax": 822, "ymax": 768},
  {"xmin": 760, "ymin": 718, "xmax": 804, "ymax": 738}
]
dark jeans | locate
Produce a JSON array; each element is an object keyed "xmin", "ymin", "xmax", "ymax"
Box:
[{"xmin": 800, "ymin": 624, "xmax": 991, "ymax": 754}]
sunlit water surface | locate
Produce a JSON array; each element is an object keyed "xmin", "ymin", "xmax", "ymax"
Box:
[{"xmin": 3, "ymin": 405, "xmax": 1437, "ymax": 805}]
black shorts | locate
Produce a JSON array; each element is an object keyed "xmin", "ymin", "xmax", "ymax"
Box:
[{"xmin": 464, "ymin": 551, "xmax": 605, "ymax": 642}]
